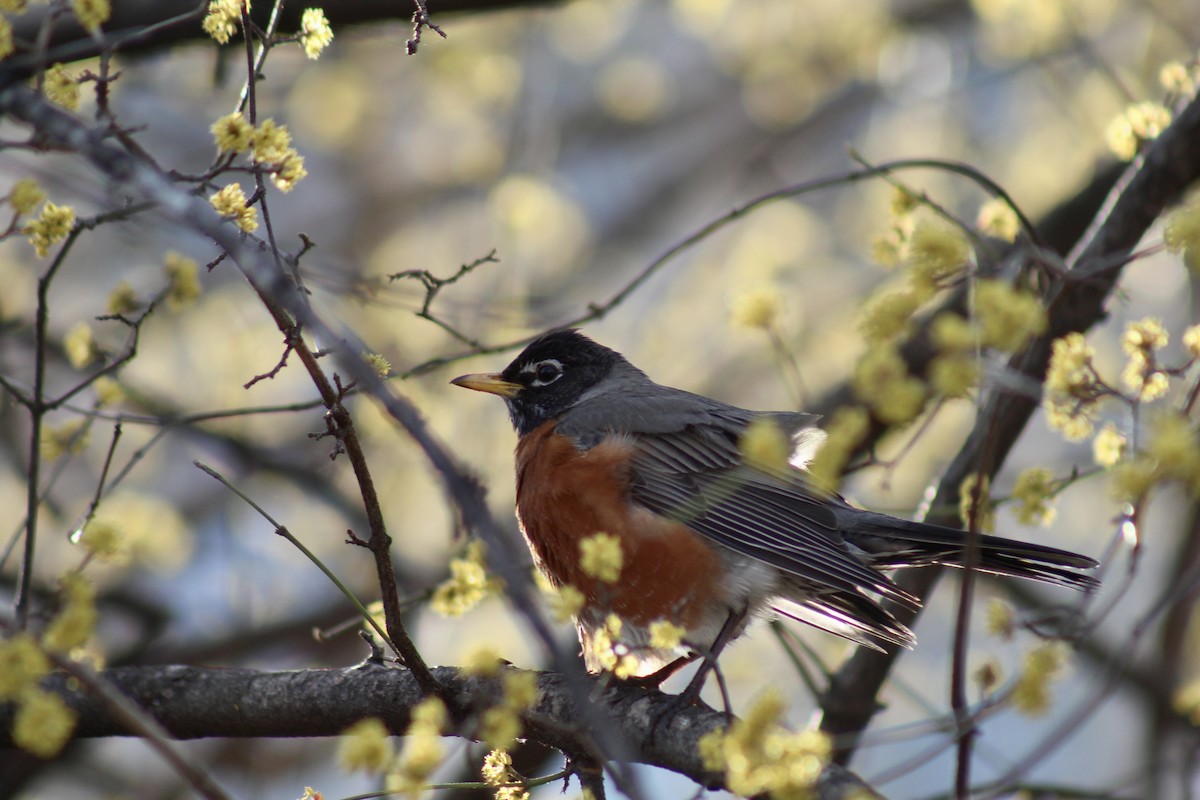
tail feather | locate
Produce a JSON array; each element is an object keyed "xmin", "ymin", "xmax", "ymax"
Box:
[{"xmin": 838, "ymin": 510, "xmax": 1099, "ymax": 592}]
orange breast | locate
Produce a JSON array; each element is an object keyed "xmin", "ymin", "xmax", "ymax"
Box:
[{"xmin": 514, "ymin": 421, "xmax": 724, "ymax": 627}]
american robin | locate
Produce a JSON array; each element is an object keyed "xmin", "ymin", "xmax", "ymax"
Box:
[{"xmin": 451, "ymin": 330, "xmax": 1097, "ymax": 680}]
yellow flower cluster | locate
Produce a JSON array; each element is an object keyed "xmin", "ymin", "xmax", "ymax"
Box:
[
  {"xmin": 209, "ymin": 183, "xmax": 257, "ymax": 232},
  {"xmin": 852, "ymin": 344, "xmax": 925, "ymax": 425},
  {"xmin": 974, "ymin": 280, "xmax": 1046, "ymax": 352},
  {"xmin": 13, "ymin": 688, "xmax": 77, "ymax": 758},
  {"xmin": 590, "ymin": 614, "xmax": 639, "ymax": 678},
  {"xmin": 8, "ymin": 178, "xmax": 45, "ymax": 215},
  {"xmin": 72, "ymin": 0, "xmax": 110, "ymax": 32},
  {"xmin": 365, "ymin": 351, "xmax": 391, "ymax": 378},
  {"xmin": 985, "ymin": 598, "xmax": 1015, "ymax": 640},
  {"xmin": 1172, "ymin": 679, "xmax": 1200, "ymax": 725},
  {"xmin": 479, "ymin": 671, "xmax": 538, "ymax": 750},
  {"xmin": 1111, "ymin": 412, "xmax": 1200, "ymax": 502},
  {"xmin": 0, "ymin": 635, "xmax": 50, "ymax": 700},
  {"xmin": 535, "ymin": 571, "xmax": 585, "ymax": 622},
  {"xmin": 202, "ymin": 0, "xmax": 243, "ymax": 45},
  {"xmin": 578, "ymin": 532, "xmax": 623, "ymax": 583},
  {"xmin": 1165, "ymin": 195, "xmax": 1200, "ymax": 272},
  {"xmin": 977, "ymin": 197, "xmax": 1020, "ymax": 242},
  {"xmin": 1106, "ymin": 101, "xmax": 1172, "ymax": 161},
  {"xmin": 857, "ymin": 286, "xmax": 919, "ymax": 345},
  {"xmin": 299, "ymin": 8, "xmax": 334, "ymax": 60},
  {"xmin": 740, "ymin": 417, "xmax": 791, "ymax": 473},
  {"xmin": 44, "ymin": 63, "xmax": 79, "ymax": 110},
  {"xmin": 807, "ymin": 406, "xmax": 869, "ymax": 492},
  {"xmin": 79, "ymin": 518, "xmax": 127, "ymax": 562},
  {"xmin": 211, "ymin": 115, "xmax": 308, "ymax": 193},
  {"xmin": 0, "ymin": 17, "xmax": 12, "ymax": 60},
  {"xmin": 337, "ymin": 717, "xmax": 392, "ymax": 773},
  {"xmin": 24, "ymin": 201, "xmax": 75, "ymax": 257},
  {"xmin": 431, "ymin": 540, "xmax": 498, "ymax": 617},
  {"xmin": 1092, "ymin": 423, "xmax": 1125, "ymax": 468},
  {"xmin": 1010, "ymin": 466, "xmax": 1057, "ymax": 527},
  {"xmin": 64, "ymin": 321, "xmax": 99, "ymax": 369},
  {"xmin": 1043, "ymin": 333, "xmax": 1102, "ymax": 441},
  {"xmin": 40, "ymin": 418, "xmax": 88, "ymax": 461},
  {"xmin": 1012, "ymin": 641, "xmax": 1068, "ymax": 717},
  {"xmin": 44, "ymin": 574, "xmax": 97, "ymax": 654},
  {"xmin": 698, "ymin": 690, "xmax": 832, "ymax": 799},
  {"xmin": 481, "ymin": 749, "xmax": 530, "ymax": 800},
  {"xmin": 165, "ymin": 252, "xmax": 203, "ymax": 310},
  {"xmin": 1160, "ymin": 61, "xmax": 1197, "ymax": 95},
  {"xmin": 928, "ymin": 311, "xmax": 980, "ymax": 399},
  {"xmin": 649, "ymin": 619, "xmax": 687, "ymax": 650},
  {"xmin": 107, "ymin": 280, "xmax": 140, "ymax": 315},
  {"xmin": 905, "ymin": 219, "xmax": 970, "ymax": 300},
  {"xmin": 730, "ymin": 286, "xmax": 783, "ymax": 331},
  {"xmin": 1121, "ymin": 318, "xmax": 1169, "ymax": 402},
  {"xmin": 391, "ymin": 698, "xmax": 446, "ymax": 796}
]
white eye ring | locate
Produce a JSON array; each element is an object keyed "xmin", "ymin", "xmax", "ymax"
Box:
[{"xmin": 523, "ymin": 358, "xmax": 563, "ymax": 387}]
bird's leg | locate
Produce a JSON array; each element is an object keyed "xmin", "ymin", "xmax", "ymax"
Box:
[
  {"xmin": 677, "ymin": 605, "xmax": 748, "ymax": 706},
  {"xmin": 618, "ymin": 653, "xmax": 699, "ymax": 689}
]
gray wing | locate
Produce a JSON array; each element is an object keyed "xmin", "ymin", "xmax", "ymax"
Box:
[{"xmin": 608, "ymin": 413, "xmax": 919, "ymax": 611}]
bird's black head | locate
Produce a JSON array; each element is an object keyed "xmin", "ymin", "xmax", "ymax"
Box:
[{"xmin": 451, "ymin": 330, "xmax": 626, "ymax": 434}]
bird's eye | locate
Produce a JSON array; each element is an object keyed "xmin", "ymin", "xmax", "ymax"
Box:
[{"xmin": 533, "ymin": 360, "xmax": 562, "ymax": 385}]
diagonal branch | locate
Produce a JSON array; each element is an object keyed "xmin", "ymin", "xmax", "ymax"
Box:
[{"xmin": 818, "ymin": 91, "xmax": 1200, "ymax": 763}]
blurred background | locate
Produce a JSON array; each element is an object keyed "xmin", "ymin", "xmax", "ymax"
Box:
[{"xmin": 2, "ymin": 0, "xmax": 1199, "ymax": 797}]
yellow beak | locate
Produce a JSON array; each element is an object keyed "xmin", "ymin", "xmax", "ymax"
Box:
[{"xmin": 450, "ymin": 372, "xmax": 522, "ymax": 398}]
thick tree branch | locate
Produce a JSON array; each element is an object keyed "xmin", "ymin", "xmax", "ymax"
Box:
[{"xmin": 0, "ymin": 664, "xmax": 879, "ymax": 800}]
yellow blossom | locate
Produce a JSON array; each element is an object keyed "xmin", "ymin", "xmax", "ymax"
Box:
[
  {"xmin": 252, "ymin": 119, "xmax": 293, "ymax": 164},
  {"xmin": 1044, "ymin": 333, "xmax": 1103, "ymax": 441},
  {"xmin": 699, "ymin": 689, "xmax": 831, "ymax": 798},
  {"xmin": 858, "ymin": 286, "xmax": 919, "ymax": 344},
  {"xmin": 1012, "ymin": 642, "xmax": 1068, "ymax": 717},
  {"xmin": 392, "ymin": 698, "xmax": 446, "ymax": 795},
  {"xmin": 1121, "ymin": 318, "xmax": 1170, "ymax": 402},
  {"xmin": 1165, "ymin": 195, "xmax": 1200, "ymax": 271},
  {"xmin": 13, "ymin": 688, "xmax": 77, "ymax": 759},
  {"xmin": 24, "ymin": 201, "xmax": 75, "ymax": 257},
  {"xmin": 482, "ymin": 749, "xmax": 530, "ymax": 800},
  {"xmin": 272, "ymin": 150, "xmax": 307, "ymax": 192},
  {"xmin": 44, "ymin": 574, "xmax": 97, "ymax": 653},
  {"xmin": 431, "ymin": 541, "xmax": 496, "ymax": 617},
  {"xmin": 43, "ymin": 63, "xmax": 79, "ymax": 111},
  {"xmin": 93, "ymin": 376, "xmax": 124, "ymax": 407},
  {"xmin": 1173, "ymin": 679, "xmax": 1200, "ymax": 725},
  {"xmin": 1093, "ymin": 423, "xmax": 1125, "ymax": 468},
  {"xmin": 480, "ymin": 706, "xmax": 521, "ymax": 752},
  {"xmin": 0, "ymin": 0, "xmax": 21, "ymax": 14},
  {"xmin": 107, "ymin": 281, "xmax": 140, "ymax": 315},
  {"xmin": 730, "ymin": 286, "xmax": 782, "ymax": 331},
  {"xmin": 904, "ymin": 218, "xmax": 970, "ymax": 299},
  {"xmin": 808, "ymin": 405, "xmax": 869, "ymax": 491},
  {"xmin": 974, "ymin": 659, "xmax": 1002, "ymax": 694},
  {"xmin": 852, "ymin": 345, "xmax": 926, "ymax": 425},
  {"xmin": 64, "ymin": 321, "xmax": 99, "ymax": 369},
  {"xmin": 40, "ymin": 418, "xmax": 88, "ymax": 461},
  {"xmin": 1109, "ymin": 455, "xmax": 1158, "ymax": 503},
  {"xmin": 211, "ymin": 112, "xmax": 254, "ymax": 153},
  {"xmin": 1106, "ymin": 101, "xmax": 1172, "ymax": 161},
  {"xmin": 649, "ymin": 619, "xmax": 687, "ymax": 650},
  {"xmin": 1184, "ymin": 324, "xmax": 1200, "ymax": 358},
  {"xmin": 1146, "ymin": 412, "xmax": 1200, "ymax": 484},
  {"xmin": 959, "ymin": 473, "xmax": 995, "ymax": 532},
  {"xmin": 337, "ymin": 717, "xmax": 393, "ymax": 773},
  {"xmin": 740, "ymin": 417, "xmax": 791, "ymax": 473},
  {"xmin": 929, "ymin": 353, "xmax": 978, "ymax": 398},
  {"xmin": 542, "ymin": 580, "xmax": 584, "ymax": 622},
  {"xmin": 930, "ymin": 312, "xmax": 976, "ymax": 352},
  {"xmin": 164, "ymin": 251, "xmax": 202, "ymax": 310},
  {"xmin": 8, "ymin": 178, "xmax": 45, "ymax": 215},
  {"xmin": 890, "ymin": 185, "xmax": 919, "ymax": 217},
  {"xmin": 985, "ymin": 599, "xmax": 1014, "ymax": 640},
  {"xmin": 72, "ymin": 0, "xmax": 110, "ymax": 32},
  {"xmin": 208, "ymin": 184, "xmax": 257, "ymax": 232},
  {"xmin": 977, "ymin": 197, "xmax": 1020, "ymax": 242},
  {"xmin": 578, "ymin": 532, "xmax": 623, "ymax": 583},
  {"xmin": 299, "ymin": 8, "xmax": 334, "ymax": 59},
  {"xmin": 0, "ymin": 634, "xmax": 51, "ymax": 700},
  {"xmin": 1160, "ymin": 61, "xmax": 1195, "ymax": 95},
  {"xmin": 202, "ymin": 0, "xmax": 241, "ymax": 44},
  {"xmin": 0, "ymin": 17, "xmax": 12, "ymax": 61},
  {"xmin": 975, "ymin": 280, "xmax": 1046, "ymax": 352},
  {"xmin": 1011, "ymin": 466, "xmax": 1057, "ymax": 527},
  {"xmin": 79, "ymin": 518, "xmax": 126, "ymax": 562},
  {"xmin": 462, "ymin": 646, "xmax": 503, "ymax": 677}
]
